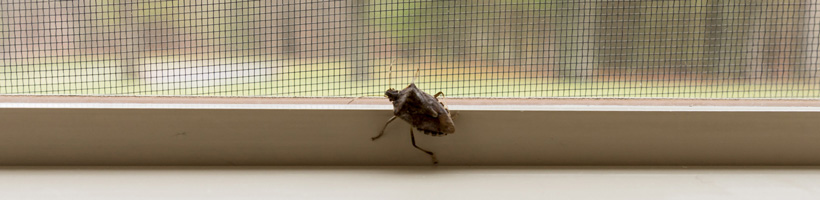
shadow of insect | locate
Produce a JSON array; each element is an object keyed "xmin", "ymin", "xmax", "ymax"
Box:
[{"xmin": 371, "ymin": 61, "xmax": 455, "ymax": 165}]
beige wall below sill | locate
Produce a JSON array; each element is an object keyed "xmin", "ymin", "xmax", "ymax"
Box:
[{"xmin": 1, "ymin": 96, "xmax": 819, "ymax": 165}]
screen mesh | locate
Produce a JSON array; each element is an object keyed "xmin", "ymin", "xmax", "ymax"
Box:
[{"xmin": 1, "ymin": 0, "xmax": 819, "ymax": 98}]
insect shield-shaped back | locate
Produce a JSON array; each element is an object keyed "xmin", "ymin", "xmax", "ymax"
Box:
[
  {"xmin": 386, "ymin": 84, "xmax": 455, "ymax": 135},
  {"xmin": 374, "ymin": 82, "xmax": 455, "ymax": 165}
]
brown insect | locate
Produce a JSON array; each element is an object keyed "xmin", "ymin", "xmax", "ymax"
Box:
[{"xmin": 371, "ymin": 68, "xmax": 455, "ymax": 164}]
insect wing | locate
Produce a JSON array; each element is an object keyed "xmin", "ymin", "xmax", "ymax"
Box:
[{"xmin": 401, "ymin": 84, "xmax": 455, "ymax": 134}]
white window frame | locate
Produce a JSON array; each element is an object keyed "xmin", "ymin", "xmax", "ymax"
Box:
[{"xmin": 1, "ymin": 95, "xmax": 819, "ymax": 165}]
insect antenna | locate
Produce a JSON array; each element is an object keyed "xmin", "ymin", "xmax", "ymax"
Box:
[
  {"xmin": 388, "ymin": 58, "xmax": 394, "ymax": 90},
  {"xmin": 411, "ymin": 66, "xmax": 420, "ymax": 84}
]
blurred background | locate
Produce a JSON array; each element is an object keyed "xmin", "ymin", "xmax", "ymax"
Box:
[{"xmin": 1, "ymin": 0, "xmax": 818, "ymax": 98}]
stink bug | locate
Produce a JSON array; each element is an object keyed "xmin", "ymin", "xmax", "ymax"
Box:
[{"xmin": 371, "ymin": 66, "xmax": 455, "ymax": 164}]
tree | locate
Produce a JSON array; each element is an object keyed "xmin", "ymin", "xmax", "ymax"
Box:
[
  {"xmin": 119, "ymin": 0, "xmax": 142, "ymax": 79},
  {"xmin": 348, "ymin": 0, "xmax": 373, "ymax": 81}
]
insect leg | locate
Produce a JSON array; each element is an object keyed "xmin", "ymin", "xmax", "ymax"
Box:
[
  {"xmin": 347, "ymin": 96, "xmax": 363, "ymax": 104},
  {"xmin": 433, "ymin": 92, "xmax": 445, "ymax": 99},
  {"xmin": 410, "ymin": 127, "xmax": 439, "ymax": 164},
  {"xmin": 371, "ymin": 116, "xmax": 397, "ymax": 141}
]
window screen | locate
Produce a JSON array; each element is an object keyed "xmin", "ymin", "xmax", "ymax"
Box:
[{"xmin": 1, "ymin": 0, "xmax": 818, "ymax": 98}]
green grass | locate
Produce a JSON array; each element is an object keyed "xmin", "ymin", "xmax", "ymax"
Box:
[{"xmin": 2, "ymin": 57, "xmax": 819, "ymax": 98}]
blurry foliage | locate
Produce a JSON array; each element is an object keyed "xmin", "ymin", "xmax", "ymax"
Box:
[
  {"xmin": 368, "ymin": 0, "xmax": 551, "ymax": 59},
  {"xmin": 137, "ymin": 1, "xmax": 181, "ymax": 17},
  {"xmin": 58, "ymin": 0, "xmax": 809, "ymax": 79},
  {"xmin": 1, "ymin": 0, "xmax": 817, "ymax": 97}
]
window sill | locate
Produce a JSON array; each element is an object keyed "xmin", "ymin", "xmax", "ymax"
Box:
[
  {"xmin": 2, "ymin": 166, "xmax": 820, "ymax": 199},
  {"xmin": 1, "ymin": 96, "xmax": 819, "ymax": 165}
]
